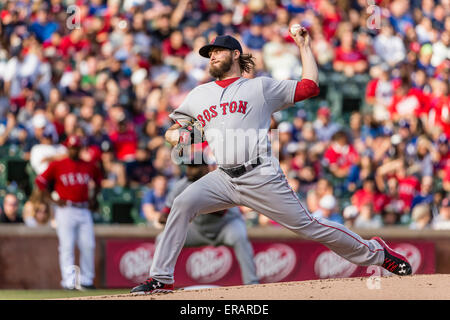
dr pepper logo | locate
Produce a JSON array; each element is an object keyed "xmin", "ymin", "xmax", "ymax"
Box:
[
  {"xmin": 314, "ymin": 250, "xmax": 358, "ymax": 279},
  {"xmin": 186, "ymin": 246, "xmax": 233, "ymax": 283},
  {"xmin": 255, "ymin": 244, "xmax": 296, "ymax": 282},
  {"xmin": 119, "ymin": 243, "xmax": 156, "ymax": 283}
]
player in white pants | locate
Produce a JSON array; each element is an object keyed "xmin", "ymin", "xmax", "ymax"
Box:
[
  {"xmin": 131, "ymin": 30, "xmax": 412, "ymax": 294},
  {"xmin": 54, "ymin": 205, "xmax": 96, "ymax": 289},
  {"xmin": 35, "ymin": 135, "xmax": 102, "ymax": 290}
]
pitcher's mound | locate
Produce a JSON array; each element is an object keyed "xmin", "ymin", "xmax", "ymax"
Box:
[{"xmin": 71, "ymin": 274, "xmax": 450, "ymax": 300}]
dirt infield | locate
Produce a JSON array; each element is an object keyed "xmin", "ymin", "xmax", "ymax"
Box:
[{"xmin": 69, "ymin": 274, "xmax": 449, "ymax": 300}]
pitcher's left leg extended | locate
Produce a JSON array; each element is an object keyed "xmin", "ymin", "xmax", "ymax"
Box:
[{"xmin": 150, "ymin": 169, "xmax": 239, "ymax": 284}]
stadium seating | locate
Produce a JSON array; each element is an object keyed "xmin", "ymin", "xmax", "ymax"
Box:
[
  {"xmin": 98, "ymin": 187, "xmax": 146, "ymax": 224},
  {"xmin": 0, "ymin": 156, "xmax": 30, "ymax": 193}
]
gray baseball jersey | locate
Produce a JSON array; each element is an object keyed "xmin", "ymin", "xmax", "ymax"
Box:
[
  {"xmin": 150, "ymin": 76, "xmax": 386, "ymax": 284},
  {"xmin": 162, "ymin": 176, "xmax": 259, "ymax": 284},
  {"xmin": 170, "ymin": 77, "xmax": 297, "ymax": 167}
]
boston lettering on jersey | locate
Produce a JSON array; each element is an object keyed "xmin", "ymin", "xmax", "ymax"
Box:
[{"xmin": 196, "ymin": 100, "xmax": 248, "ymax": 127}]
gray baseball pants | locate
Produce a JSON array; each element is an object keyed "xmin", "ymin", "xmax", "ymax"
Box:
[
  {"xmin": 156, "ymin": 217, "xmax": 259, "ymax": 285},
  {"xmin": 150, "ymin": 157, "xmax": 385, "ymax": 284}
]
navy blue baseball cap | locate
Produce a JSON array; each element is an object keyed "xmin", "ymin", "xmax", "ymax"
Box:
[{"xmin": 199, "ymin": 35, "xmax": 243, "ymax": 58}]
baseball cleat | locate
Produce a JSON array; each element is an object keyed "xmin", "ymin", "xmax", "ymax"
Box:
[
  {"xmin": 372, "ymin": 237, "xmax": 412, "ymax": 276},
  {"xmin": 130, "ymin": 278, "xmax": 174, "ymax": 294}
]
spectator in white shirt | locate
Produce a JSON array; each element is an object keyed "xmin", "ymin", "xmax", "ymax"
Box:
[
  {"xmin": 409, "ymin": 204, "xmax": 432, "ymax": 230},
  {"xmin": 3, "ymin": 43, "xmax": 40, "ymax": 99},
  {"xmin": 415, "ymin": 16, "xmax": 436, "ymax": 44},
  {"xmin": 183, "ymin": 36, "xmax": 209, "ymax": 83},
  {"xmin": 29, "ymin": 127, "xmax": 67, "ymax": 175},
  {"xmin": 373, "ymin": 21, "xmax": 406, "ymax": 67},
  {"xmin": 432, "ymin": 197, "xmax": 450, "ymax": 230},
  {"xmin": 354, "ymin": 203, "xmax": 383, "ymax": 229},
  {"xmin": 263, "ymin": 25, "xmax": 302, "ymax": 80},
  {"xmin": 431, "ymin": 31, "xmax": 450, "ymax": 67}
]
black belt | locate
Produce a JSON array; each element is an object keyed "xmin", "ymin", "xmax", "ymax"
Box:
[{"xmin": 219, "ymin": 157, "xmax": 262, "ymax": 178}]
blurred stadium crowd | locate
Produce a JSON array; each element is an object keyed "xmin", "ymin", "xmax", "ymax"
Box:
[{"xmin": 0, "ymin": 0, "xmax": 449, "ymax": 230}]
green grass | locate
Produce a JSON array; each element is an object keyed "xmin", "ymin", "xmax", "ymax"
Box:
[{"xmin": 0, "ymin": 289, "xmax": 129, "ymax": 300}]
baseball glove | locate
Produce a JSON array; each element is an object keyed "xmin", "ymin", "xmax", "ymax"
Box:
[
  {"xmin": 176, "ymin": 120, "xmax": 205, "ymax": 157},
  {"xmin": 178, "ymin": 120, "xmax": 205, "ymax": 145}
]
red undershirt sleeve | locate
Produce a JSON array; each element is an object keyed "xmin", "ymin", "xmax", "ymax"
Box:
[
  {"xmin": 161, "ymin": 206, "xmax": 171, "ymax": 215},
  {"xmin": 294, "ymin": 79, "xmax": 320, "ymax": 102}
]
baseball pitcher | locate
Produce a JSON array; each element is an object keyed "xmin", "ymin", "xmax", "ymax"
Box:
[{"xmin": 131, "ymin": 28, "xmax": 411, "ymax": 294}]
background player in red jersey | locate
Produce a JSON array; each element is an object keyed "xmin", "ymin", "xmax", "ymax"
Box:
[{"xmin": 35, "ymin": 135, "xmax": 102, "ymax": 290}]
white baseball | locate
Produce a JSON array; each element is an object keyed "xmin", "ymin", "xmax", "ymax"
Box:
[{"xmin": 290, "ymin": 24, "xmax": 302, "ymax": 35}]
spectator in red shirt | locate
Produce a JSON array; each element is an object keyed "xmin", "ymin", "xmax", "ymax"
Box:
[
  {"xmin": 50, "ymin": 101, "xmax": 70, "ymax": 138},
  {"xmin": 317, "ymin": 0, "xmax": 342, "ymax": 41},
  {"xmin": 425, "ymin": 79, "xmax": 450, "ymax": 136},
  {"xmin": 376, "ymin": 158, "xmax": 420, "ymax": 212},
  {"xmin": 381, "ymin": 177, "xmax": 406, "ymax": 225},
  {"xmin": 349, "ymin": 175, "xmax": 389, "ymax": 215},
  {"xmin": 323, "ymin": 130, "xmax": 359, "ymax": 178},
  {"xmin": 109, "ymin": 113, "xmax": 138, "ymax": 162},
  {"xmin": 332, "ymin": 28, "xmax": 368, "ymax": 77},
  {"xmin": 351, "ymin": 178, "xmax": 377, "ymax": 212},
  {"xmin": 388, "ymin": 77, "xmax": 430, "ymax": 121},
  {"xmin": 162, "ymin": 29, "xmax": 191, "ymax": 68},
  {"xmin": 59, "ymin": 28, "xmax": 91, "ymax": 58},
  {"xmin": 396, "ymin": 169, "xmax": 420, "ymax": 209},
  {"xmin": 42, "ymin": 31, "xmax": 63, "ymax": 60}
]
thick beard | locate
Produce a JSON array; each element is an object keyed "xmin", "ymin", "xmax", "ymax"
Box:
[{"xmin": 209, "ymin": 55, "xmax": 233, "ymax": 79}]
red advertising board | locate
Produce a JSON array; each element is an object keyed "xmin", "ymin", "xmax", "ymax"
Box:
[{"xmin": 105, "ymin": 239, "xmax": 435, "ymax": 288}]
